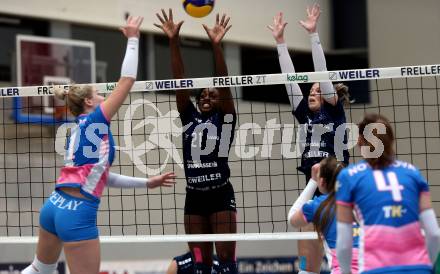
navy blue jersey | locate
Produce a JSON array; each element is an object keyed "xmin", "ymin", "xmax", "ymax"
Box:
[
  {"xmin": 180, "ymin": 103, "xmax": 236, "ymax": 191},
  {"xmin": 174, "ymin": 252, "xmax": 219, "ymax": 274},
  {"xmin": 293, "ymin": 98, "xmax": 349, "ymax": 174}
]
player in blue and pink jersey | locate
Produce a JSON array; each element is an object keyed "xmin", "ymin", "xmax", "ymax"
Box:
[
  {"xmin": 22, "ymin": 16, "xmax": 176, "ymax": 274},
  {"xmin": 336, "ymin": 113, "xmax": 440, "ymax": 274},
  {"xmin": 155, "ymin": 9, "xmax": 237, "ymax": 274},
  {"xmin": 288, "ymin": 157, "xmax": 359, "ymax": 274}
]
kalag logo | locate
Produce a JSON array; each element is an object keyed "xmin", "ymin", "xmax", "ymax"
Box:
[
  {"xmin": 286, "ymin": 74, "xmax": 309, "ymax": 83},
  {"xmin": 106, "ymin": 83, "xmax": 117, "ymax": 92}
]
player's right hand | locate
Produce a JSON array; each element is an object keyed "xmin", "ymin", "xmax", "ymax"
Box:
[{"xmin": 154, "ymin": 9, "xmax": 184, "ymax": 39}]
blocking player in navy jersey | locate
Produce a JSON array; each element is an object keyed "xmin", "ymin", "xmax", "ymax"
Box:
[
  {"xmin": 167, "ymin": 252, "xmax": 220, "ymax": 274},
  {"xmin": 336, "ymin": 113, "xmax": 440, "ymax": 274},
  {"xmin": 288, "ymin": 158, "xmax": 359, "ymax": 274},
  {"xmin": 21, "ymin": 16, "xmax": 177, "ymax": 274},
  {"xmin": 154, "ymin": 9, "xmax": 237, "ymax": 274},
  {"xmin": 268, "ymin": 4, "xmax": 351, "ymax": 274}
]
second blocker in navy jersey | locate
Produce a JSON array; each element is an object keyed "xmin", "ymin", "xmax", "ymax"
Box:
[
  {"xmin": 180, "ymin": 103, "xmax": 236, "ymax": 191},
  {"xmin": 293, "ymin": 98, "xmax": 349, "ymax": 174}
]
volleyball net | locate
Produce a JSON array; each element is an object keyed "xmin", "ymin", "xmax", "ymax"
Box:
[{"xmin": 1, "ymin": 64, "xmax": 440, "ymax": 243}]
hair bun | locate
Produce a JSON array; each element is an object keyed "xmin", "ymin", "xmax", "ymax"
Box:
[
  {"xmin": 53, "ymin": 86, "xmax": 67, "ymax": 100},
  {"xmin": 334, "ymin": 83, "xmax": 349, "ymax": 92}
]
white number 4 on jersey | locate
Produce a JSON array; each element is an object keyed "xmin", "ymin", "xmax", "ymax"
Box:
[{"xmin": 373, "ymin": 171, "xmax": 404, "ymax": 202}]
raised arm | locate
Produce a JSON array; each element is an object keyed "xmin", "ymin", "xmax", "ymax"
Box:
[
  {"xmin": 107, "ymin": 171, "xmax": 176, "ymax": 189},
  {"xmin": 154, "ymin": 9, "xmax": 190, "ymax": 114},
  {"xmin": 299, "ymin": 4, "xmax": 337, "ymax": 105},
  {"xmin": 268, "ymin": 12, "xmax": 303, "ymax": 111},
  {"xmin": 287, "ymin": 163, "xmax": 320, "ymax": 228},
  {"xmin": 101, "ymin": 16, "xmax": 143, "ymax": 119},
  {"xmin": 203, "ymin": 14, "xmax": 235, "ymax": 114}
]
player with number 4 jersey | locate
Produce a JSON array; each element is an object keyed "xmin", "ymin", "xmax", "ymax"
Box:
[{"xmin": 336, "ymin": 113, "xmax": 440, "ymax": 274}]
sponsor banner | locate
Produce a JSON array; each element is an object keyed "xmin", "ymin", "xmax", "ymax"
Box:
[
  {"xmin": 400, "ymin": 65, "xmax": 440, "ymax": 76},
  {"xmin": 286, "ymin": 74, "xmax": 309, "ymax": 83},
  {"xmin": 0, "ymin": 88, "xmax": 20, "ymax": 97},
  {"xmin": 99, "ymin": 260, "xmax": 169, "ymax": 274},
  {"xmin": 105, "ymin": 82, "xmax": 118, "ymax": 92},
  {"xmin": 145, "ymin": 81, "xmax": 154, "ymax": 91},
  {"xmin": 96, "ymin": 257, "xmax": 330, "ymax": 274},
  {"xmin": 238, "ymin": 257, "xmax": 330, "ymax": 274},
  {"xmin": 0, "ymin": 262, "xmax": 66, "ymax": 274},
  {"xmin": 5, "ymin": 64, "xmax": 440, "ymax": 98},
  {"xmin": 153, "ymin": 79, "xmax": 194, "ymax": 90},
  {"xmin": 328, "ymin": 69, "xmax": 380, "ymax": 81},
  {"xmin": 212, "ymin": 75, "xmax": 267, "ymax": 87}
]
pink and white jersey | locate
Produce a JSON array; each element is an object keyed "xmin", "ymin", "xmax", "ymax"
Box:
[
  {"xmin": 336, "ymin": 160, "xmax": 432, "ymax": 274},
  {"xmin": 56, "ymin": 105, "xmax": 115, "ymax": 201}
]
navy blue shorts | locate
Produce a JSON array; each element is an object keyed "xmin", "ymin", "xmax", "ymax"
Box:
[
  {"xmin": 184, "ymin": 183, "xmax": 236, "ymax": 216},
  {"xmin": 39, "ymin": 190, "xmax": 99, "ymax": 242}
]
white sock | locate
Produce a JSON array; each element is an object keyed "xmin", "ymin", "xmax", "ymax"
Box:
[{"xmin": 21, "ymin": 256, "xmax": 57, "ymax": 274}]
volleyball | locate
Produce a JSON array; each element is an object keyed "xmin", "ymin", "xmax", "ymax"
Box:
[{"xmin": 182, "ymin": 0, "xmax": 215, "ymax": 18}]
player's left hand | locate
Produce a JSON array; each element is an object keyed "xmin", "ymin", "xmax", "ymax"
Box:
[
  {"xmin": 267, "ymin": 12, "xmax": 288, "ymax": 44},
  {"xmin": 147, "ymin": 172, "xmax": 177, "ymax": 189},
  {"xmin": 203, "ymin": 13, "xmax": 232, "ymax": 44}
]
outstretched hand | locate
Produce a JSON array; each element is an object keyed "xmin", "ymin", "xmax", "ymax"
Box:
[
  {"xmin": 267, "ymin": 12, "xmax": 288, "ymax": 44},
  {"xmin": 147, "ymin": 172, "xmax": 177, "ymax": 189},
  {"xmin": 154, "ymin": 8, "xmax": 184, "ymax": 39},
  {"xmin": 203, "ymin": 13, "xmax": 232, "ymax": 45},
  {"xmin": 311, "ymin": 163, "xmax": 320, "ymax": 182},
  {"xmin": 120, "ymin": 16, "xmax": 144, "ymax": 38},
  {"xmin": 299, "ymin": 3, "xmax": 321, "ymax": 34}
]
